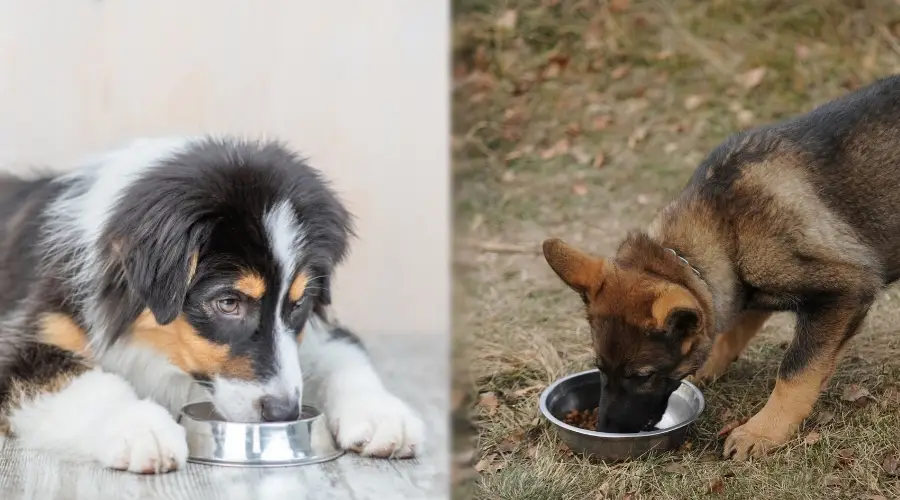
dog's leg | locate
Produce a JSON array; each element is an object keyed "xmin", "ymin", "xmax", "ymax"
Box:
[
  {"xmin": 723, "ymin": 293, "xmax": 871, "ymax": 461},
  {"xmin": 693, "ymin": 310, "xmax": 771, "ymax": 383},
  {"xmin": 298, "ymin": 316, "xmax": 425, "ymax": 458},
  {"xmin": 1, "ymin": 342, "xmax": 187, "ymax": 473}
]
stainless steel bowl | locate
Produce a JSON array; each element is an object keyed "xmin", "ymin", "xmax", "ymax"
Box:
[
  {"xmin": 177, "ymin": 402, "xmax": 344, "ymax": 467},
  {"xmin": 539, "ymin": 369, "xmax": 705, "ymax": 461}
]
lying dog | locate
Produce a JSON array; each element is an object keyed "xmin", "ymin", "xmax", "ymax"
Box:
[
  {"xmin": 0, "ymin": 136, "xmax": 424, "ymax": 472},
  {"xmin": 543, "ymin": 74, "xmax": 900, "ymax": 460}
]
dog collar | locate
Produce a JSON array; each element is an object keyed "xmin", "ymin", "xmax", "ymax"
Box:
[{"xmin": 664, "ymin": 247, "xmax": 704, "ymax": 281}]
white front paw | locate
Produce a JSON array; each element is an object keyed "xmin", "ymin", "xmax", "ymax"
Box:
[
  {"xmin": 96, "ymin": 399, "xmax": 188, "ymax": 474},
  {"xmin": 327, "ymin": 390, "xmax": 425, "ymax": 459}
]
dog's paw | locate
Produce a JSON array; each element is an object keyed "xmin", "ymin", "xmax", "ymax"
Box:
[
  {"xmin": 722, "ymin": 417, "xmax": 792, "ymax": 461},
  {"xmin": 96, "ymin": 399, "xmax": 188, "ymax": 473},
  {"xmin": 327, "ymin": 390, "xmax": 425, "ymax": 459}
]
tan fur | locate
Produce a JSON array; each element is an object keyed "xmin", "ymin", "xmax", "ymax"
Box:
[
  {"xmin": 651, "ymin": 287, "xmax": 700, "ymax": 329},
  {"xmin": 130, "ymin": 309, "xmax": 254, "ymax": 380},
  {"xmin": 542, "ymin": 239, "xmax": 606, "ymax": 293},
  {"xmin": 724, "ymin": 358, "xmax": 831, "ymax": 460},
  {"xmin": 235, "ymin": 272, "xmax": 266, "ymax": 299},
  {"xmin": 288, "ymin": 273, "xmax": 308, "ymax": 302},
  {"xmin": 187, "ymin": 252, "xmax": 199, "ymax": 283},
  {"xmin": 38, "ymin": 313, "xmax": 91, "ymax": 355},
  {"xmin": 695, "ymin": 311, "xmax": 771, "ymax": 382}
]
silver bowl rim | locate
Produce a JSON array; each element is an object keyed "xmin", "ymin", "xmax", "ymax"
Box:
[
  {"xmin": 539, "ymin": 368, "xmax": 705, "ymax": 439},
  {"xmin": 179, "ymin": 401, "xmax": 323, "ymax": 427}
]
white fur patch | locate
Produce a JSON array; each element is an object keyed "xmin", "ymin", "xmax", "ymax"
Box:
[
  {"xmin": 97, "ymin": 340, "xmax": 211, "ymax": 416},
  {"xmin": 9, "ymin": 369, "xmax": 187, "ymax": 473},
  {"xmin": 299, "ymin": 317, "xmax": 425, "ymax": 458}
]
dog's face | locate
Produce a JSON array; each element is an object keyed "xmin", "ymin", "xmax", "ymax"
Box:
[
  {"xmin": 542, "ymin": 239, "xmax": 710, "ymax": 433},
  {"xmin": 98, "ymin": 138, "xmax": 352, "ymax": 422}
]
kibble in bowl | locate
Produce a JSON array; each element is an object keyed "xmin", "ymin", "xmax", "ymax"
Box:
[{"xmin": 539, "ymin": 369, "xmax": 705, "ymax": 461}]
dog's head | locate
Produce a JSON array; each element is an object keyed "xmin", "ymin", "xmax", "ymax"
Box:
[
  {"xmin": 542, "ymin": 237, "xmax": 711, "ymax": 433},
  {"xmin": 95, "ymin": 138, "xmax": 352, "ymax": 422}
]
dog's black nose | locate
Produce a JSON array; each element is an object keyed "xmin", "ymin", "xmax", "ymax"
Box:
[{"xmin": 260, "ymin": 395, "xmax": 301, "ymax": 421}]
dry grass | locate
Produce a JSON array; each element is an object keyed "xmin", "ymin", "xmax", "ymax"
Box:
[{"xmin": 452, "ymin": 1, "xmax": 900, "ymax": 499}]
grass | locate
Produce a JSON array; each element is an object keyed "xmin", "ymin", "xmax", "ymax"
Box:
[{"xmin": 452, "ymin": 1, "xmax": 900, "ymax": 498}]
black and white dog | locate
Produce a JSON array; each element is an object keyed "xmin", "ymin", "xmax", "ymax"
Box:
[{"xmin": 0, "ymin": 136, "xmax": 424, "ymax": 473}]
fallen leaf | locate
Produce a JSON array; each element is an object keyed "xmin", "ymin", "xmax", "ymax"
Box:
[
  {"xmin": 622, "ymin": 493, "xmax": 636, "ymax": 500},
  {"xmin": 738, "ymin": 67, "xmax": 767, "ymax": 90},
  {"xmin": 627, "ymin": 126, "xmax": 648, "ymax": 149},
  {"xmin": 501, "ymin": 170, "xmax": 516, "ymax": 183},
  {"xmin": 836, "ymin": 448, "xmax": 855, "ymax": 466},
  {"xmin": 478, "ymin": 392, "xmax": 499, "ymax": 414},
  {"xmin": 495, "ymin": 9, "xmax": 518, "ymax": 31},
  {"xmin": 474, "ymin": 454, "xmax": 495, "ymax": 472},
  {"xmin": 636, "ymin": 194, "xmax": 650, "ymax": 205},
  {"xmin": 593, "ymin": 152, "xmax": 606, "ymax": 169},
  {"xmin": 718, "ymin": 417, "xmax": 748, "ymax": 437},
  {"xmin": 540, "ymin": 139, "xmax": 570, "ymax": 159},
  {"xmin": 525, "ymin": 445, "xmax": 539, "ymax": 459},
  {"xmin": 815, "ymin": 410, "xmax": 835, "ymax": 426},
  {"xmin": 592, "ymin": 116, "xmax": 612, "ymax": 131},
  {"xmin": 565, "ymin": 123, "xmax": 582, "ymax": 137},
  {"xmin": 684, "ymin": 95, "xmax": 705, "ymax": 110},
  {"xmin": 881, "ymin": 385, "xmax": 899, "ymax": 407},
  {"xmin": 570, "ymin": 146, "xmax": 592, "ymax": 165},
  {"xmin": 611, "ymin": 65, "xmax": 631, "ymax": 80},
  {"xmin": 736, "ymin": 110, "xmax": 755, "ymax": 126},
  {"xmin": 557, "ymin": 442, "xmax": 573, "ymax": 456},
  {"xmin": 707, "ymin": 477, "xmax": 725, "ymax": 495},
  {"xmin": 883, "ymin": 453, "xmax": 899, "ymax": 476},
  {"xmin": 841, "ymin": 384, "xmax": 871, "ymax": 403},
  {"xmin": 863, "ymin": 495, "xmax": 888, "ymax": 500},
  {"xmin": 572, "ymin": 183, "xmax": 589, "ymax": 196},
  {"xmin": 795, "ymin": 44, "xmax": 811, "ymax": 61},
  {"xmin": 663, "ymin": 462, "xmax": 688, "ymax": 474},
  {"xmin": 803, "ymin": 431, "xmax": 822, "ymax": 445},
  {"xmin": 823, "ymin": 473, "xmax": 841, "ymax": 487},
  {"xmin": 497, "ymin": 439, "xmax": 518, "ymax": 453},
  {"xmin": 664, "ymin": 142, "xmax": 678, "ymax": 154},
  {"xmin": 609, "ymin": 0, "xmax": 630, "ymax": 13}
]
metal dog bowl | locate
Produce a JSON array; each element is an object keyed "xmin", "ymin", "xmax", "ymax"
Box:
[
  {"xmin": 177, "ymin": 401, "xmax": 344, "ymax": 467},
  {"xmin": 540, "ymin": 369, "xmax": 705, "ymax": 461}
]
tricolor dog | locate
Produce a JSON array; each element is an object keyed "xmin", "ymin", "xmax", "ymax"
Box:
[
  {"xmin": 544, "ymin": 74, "xmax": 900, "ymax": 460},
  {"xmin": 0, "ymin": 136, "xmax": 424, "ymax": 473}
]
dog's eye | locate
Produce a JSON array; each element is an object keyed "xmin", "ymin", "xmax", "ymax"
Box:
[
  {"xmin": 215, "ymin": 297, "xmax": 241, "ymax": 315},
  {"xmin": 628, "ymin": 371, "xmax": 656, "ymax": 383},
  {"xmin": 291, "ymin": 296, "xmax": 306, "ymax": 310}
]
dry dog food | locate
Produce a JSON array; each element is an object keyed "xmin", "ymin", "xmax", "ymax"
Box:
[{"xmin": 563, "ymin": 408, "xmax": 599, "ymax": 430}]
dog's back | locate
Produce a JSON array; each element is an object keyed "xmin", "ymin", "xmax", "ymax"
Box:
[{"xmin": 0, "ymin": 175, "xmax": 61, "ymax": 312}]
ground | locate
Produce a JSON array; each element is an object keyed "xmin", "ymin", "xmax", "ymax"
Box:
[{"xmin": 452, "ymin": 1, "xmax": 900, "ymax": 499}]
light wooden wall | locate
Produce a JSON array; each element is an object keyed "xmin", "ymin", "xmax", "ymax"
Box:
[{"xmin": 0, "ymin": 0, "xmax": 450, "ymax": 336}]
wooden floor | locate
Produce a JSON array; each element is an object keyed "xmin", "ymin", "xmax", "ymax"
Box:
[{"xmin": 0, "ymin": 334, "xmax": 449, "ymax": 500}]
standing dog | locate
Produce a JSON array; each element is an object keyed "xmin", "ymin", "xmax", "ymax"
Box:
[
  {"xmin": 543, "ymin": 74, "xmax": 900, "ymax": 460},
  {"xmin": 0, "ymin": 136, "xmax": 424, "ymax": 473}
]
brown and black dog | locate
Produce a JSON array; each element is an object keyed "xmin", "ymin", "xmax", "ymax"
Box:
[{"xmin": 543, "ymin": 74, "xmax": 900, "ymax": 461}]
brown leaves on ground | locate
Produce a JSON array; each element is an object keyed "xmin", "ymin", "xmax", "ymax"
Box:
[
  {"xmin": 737, "ymin": 67, "xmax": 767, "ymax": 89},
  {"xmin": 707, "ymin": 477, "xmax": 725, "ymax": 495},
  {"xmin": 815, "ymin": 410, "xmax": 835, "ymax": 426},
  {"xmin": 478, "ymin": 392, "xmax": 499, "ymax": 415},
  {"xmin": 841, "ymin": 384, "xmax": 872, "ymax": 405},
  {"xmin": 803, "ymin": 431, "xmax": 822, "ymax": 445},
  {"xmin": 474, "ymin": 453, "xmax": 505, "ymax": 474},
  {"xmin": 882, "ymin": 452, "xmax": 899, "ymax": 476}
]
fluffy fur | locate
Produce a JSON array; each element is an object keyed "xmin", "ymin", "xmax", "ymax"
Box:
[{"xmin": 0, "ymin": 136, "xmax": 425, "ymax": 473}]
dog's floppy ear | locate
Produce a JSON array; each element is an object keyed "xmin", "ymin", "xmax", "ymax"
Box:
[
  {"xmin": 116, "ymin": 223, "xmax": 210, "ymax": 326},
  {"xmin": 542, "ymin": 238, "xmax": 607, "ymax": 294},
  {"xmin": 651, "ymin": 287, "xmax": 701, "ymax": 339}
]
